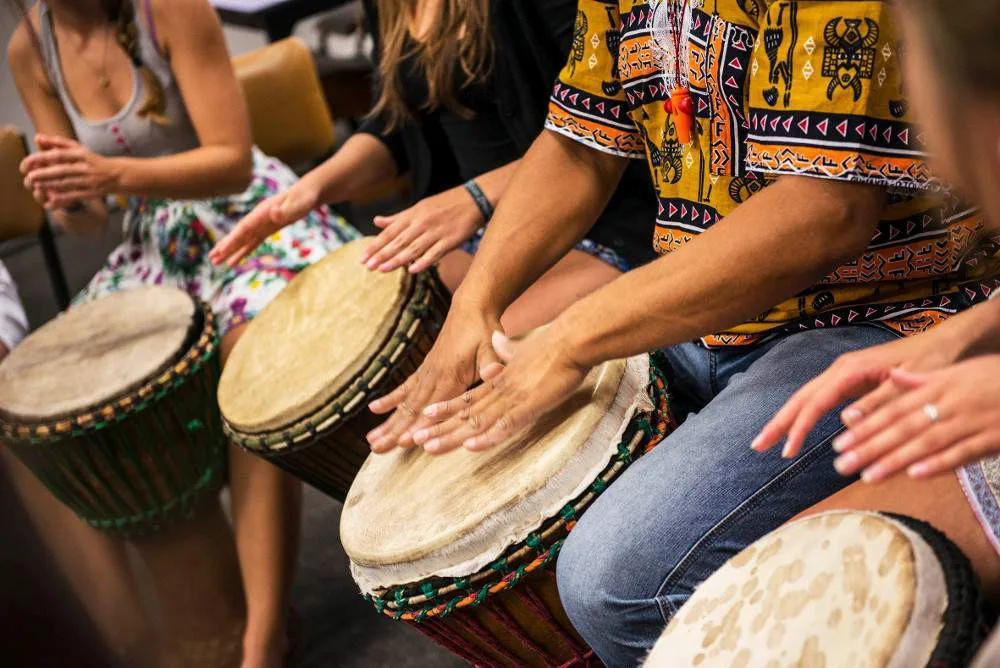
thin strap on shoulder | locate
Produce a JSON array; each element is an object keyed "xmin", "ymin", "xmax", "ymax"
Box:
[{"xmin": 141, "ymin": 0, "xmax": 160, "ymax": 53}]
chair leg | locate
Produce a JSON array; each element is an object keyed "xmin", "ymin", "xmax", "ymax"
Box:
[{"xmin": 38, "ymin": 222, "xmax": 71, "ymax": 311}]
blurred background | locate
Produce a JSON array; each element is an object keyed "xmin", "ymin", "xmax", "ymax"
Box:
[{"xmin": 0, "ymin": 2, "xmax": 461, "ymax": 666}]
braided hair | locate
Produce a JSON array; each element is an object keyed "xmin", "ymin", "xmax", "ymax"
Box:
[{"xmin": 106, "ymin": 0, "xmax": 168, "ymax": 123}]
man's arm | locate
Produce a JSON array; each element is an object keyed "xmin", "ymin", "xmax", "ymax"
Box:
[
  {"xmin": 453, "ymin": 131, "xmax": 628, "ymax": 320},
  {"xmin": 413, "ymin": 175, "xmax": 888, "ymax": 454},
  {"xmin": 559, "ymin": 176, "xmax": 885, "ymax": 365}
]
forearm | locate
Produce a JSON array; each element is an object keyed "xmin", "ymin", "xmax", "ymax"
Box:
[
  {"xmin": 557, "ymin": 177, "xmax": 886, "ymax": 366},
  {"xmin": 468, "ymin": 161, "xmax": 520, "ymax": 209},
  {"xmin": 936, "ymin": 297, "xmax": 1000, "ymax": 359},
  {"xmin": 454, "ymin": 133, "xmax": 627, "ymax": 318},
  {"xmin": 299, "ymin": 133, "xmax": 398, "ymax": 205},
  {"xmin": 113, "ymin": 145, "xmax": 253, "ymax": 199}
]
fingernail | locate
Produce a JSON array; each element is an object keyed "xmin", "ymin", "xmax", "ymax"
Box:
[
  {"xmin": 378, "ymin": 263, "xmax": 393, "ymax": 272},
  {"xmin": 368, "ymin": 400, "xmax": 382, "ymax": 411},
  {"xmin": 908, "ymin": 463, "xmax": 929, "ymax": 478},
  {"xmin": 423, "ymin": 404, "xmax": 438, "ymax": 417},
  {"xmin": 834, "ymin": 452, "xmax": 857, "ymax": 475},
  {"xmin": 463, "ymin": 437, "xmax": 479, "ymax": 449},
  {"xmin": 780, "ymin": 440, "xmax": 795, "ymax": 458},
  {"xmin": 861, "ymin": 467, "xmax": 882, "ymax": 483},
  {"xmin": 750, "ymin": 435, "xmax": 763, "ymax": 451},
  {"xmin": 365, "ymin": 258, "xmax": 379, "ymax": 269},
  {"xmin": 366, "ymin": 428, "xmax": 382, "ymax": 442},
  {"xmin": 408, "ymin": 264, "xmax": 421, "ymax": 274},
  {"xmin": 832, "ymin": 432, "xmax": 854, "ymax": 452},
  {"xmin": 841, "ymin": 407, "xmax": 862, "ymax": 425},
  {"xmin": 412, "ymin": 429, "xmax": 430, "ymax": 444},
  {"xmin": 424, "ymin": 438, "xmax": 441, "ymax": 452}
]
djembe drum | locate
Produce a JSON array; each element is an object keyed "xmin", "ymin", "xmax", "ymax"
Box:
[
  {"xmin": 0, "ymin": 286, "xmax": 227, "ymax": 534},
  {"xmin": 0, "ymin": 286, "xmax": 244, "ymax": 666},
  {"xmin": 645, "ymin": 511, "xmax": 994, "ymax": 668},
  {"xmin": 218, "ymin": 237, "xmax": 449, "ymax": 500},
  {"xmin": 341, "ymin": 355, "xmax": 671, "ymax": 667}
]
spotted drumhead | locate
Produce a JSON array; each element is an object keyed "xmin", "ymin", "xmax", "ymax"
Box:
[
  {"xmin": 0, "ymin": 287, "xmax": 197, "ymax": 422},
  {"xmin": 644, "ymin": 512, "xmax": 949, "ymax": 668},
  {"xmin": 218, "ymin": 238, "xmax": 409, "ymax": 434}
]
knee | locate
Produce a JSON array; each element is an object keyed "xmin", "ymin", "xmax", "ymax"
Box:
[{"xmin": 556, "ymin": 519, "xmax": 634, "ymax": 641}]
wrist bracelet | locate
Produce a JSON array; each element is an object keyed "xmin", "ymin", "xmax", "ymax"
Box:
[{"xmin": 463, "ymin": 180, "xmax": 494, "ymax": 222}]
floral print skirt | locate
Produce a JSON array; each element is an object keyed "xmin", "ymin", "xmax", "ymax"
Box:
[{"xmin": 74, "ymin": 148, "xmax": 359, "ymax": 335}]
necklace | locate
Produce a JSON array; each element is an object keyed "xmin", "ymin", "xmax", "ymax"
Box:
[
  {"xmin": 651, "ymin": 0, "xmax": 697, "ymax": 143},
  {"xmin": 74, "ymin": 25, "xmax": 112, "ymax": 89}
]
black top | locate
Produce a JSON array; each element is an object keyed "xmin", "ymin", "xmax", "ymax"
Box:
[
  {"xmin": 396, "ymin": 39, "xmax": 521, "ymax": 182},
  {"xmin": 358, "ymin": 0, "xmax": 657, "ymax": 268}
]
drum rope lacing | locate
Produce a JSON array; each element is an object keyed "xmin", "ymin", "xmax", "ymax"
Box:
[
  {"xmin": 223, "ymin": 271, "xmax": 449, "ymax": 453},
  {"xmin": 365, "ymin": 355, "xmax": 674, "ymax": 622},
  {"xmin": 3, "ymin": 302, "xmax": 229, "ymax": 536}
]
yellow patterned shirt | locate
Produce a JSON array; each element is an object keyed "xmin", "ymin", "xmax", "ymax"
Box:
[{"xmin": 546, "ymin": 0, "xmax": 1000, "ymax": 345}]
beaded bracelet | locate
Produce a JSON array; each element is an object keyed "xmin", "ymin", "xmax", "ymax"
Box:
[{"xmin": 463, "ymin": 180, "xmax": 494, "ymax": 222}]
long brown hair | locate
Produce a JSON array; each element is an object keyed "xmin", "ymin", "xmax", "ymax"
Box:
[
  {"xmin": 371, "ymin": 0, "xmax": 494, "ymax": 130},
  {"xmin": 11, "ymin": 0, "xmax": 167, "ymax": 123}
]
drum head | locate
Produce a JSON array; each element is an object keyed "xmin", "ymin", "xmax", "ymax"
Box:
[
  {"xmin": 645, "ymin": 512, "xmax": 950, "ymax": 668},
  {"xmin": 342, "ymin": 356, "xmax": 653, "ymax": 593},
  {"xmin": 0, "ymin": 287, "xmax": 196, "ymax": 422},
  {"xmin": 218, "ymin": 238, "xmax": 408, "ymax": 434}
]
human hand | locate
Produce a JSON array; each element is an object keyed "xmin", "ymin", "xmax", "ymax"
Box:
[
  {"xmin": 21, "ymin": 134, "xmax": 119, "ymax": 209},
  {"xmin": 826, "ymin": 356, "xmax": 1000, "ymax": 482},
  {"xmin": 412, "ymin": 326, "xmax": 591, "ymax": 454},
  {"xmin": 360, "ymin": 184, "xmax": 484, "ymax": 274},
  {"xmin": 366, "ymin": 304, "xmax": 504, "ymax": 453},
  {"xmin": 209, "ymin": 181, "xmax": 320, "ymax": 267},
  {"xmin": 752, "ymin": 328, "xmax": 966, "ymax": 458}
]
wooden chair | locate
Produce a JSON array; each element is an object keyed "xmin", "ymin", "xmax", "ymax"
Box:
[
  {"xmin": 233, "ymin": 36, "xmax": 337, "ymax": 169},
  {"xmin": 233, "ymin": 36, "xmax": 410, "ymax": 208},
  {"xmin": 0, "ymin": 127, "xmax": 71, "ymax": 310}
]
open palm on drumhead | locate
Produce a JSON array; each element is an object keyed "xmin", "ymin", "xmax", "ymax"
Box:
[
  {"xmin": 826, "ymin": 356, "xmax": 1000, "ymax": 483},
  {"xmin": 366, "ymin": 308, "xmax": 505, "ymax": 452},
  {"xmin": 412, "ymin": 327, "xmax": 591, "ymax": 454}
]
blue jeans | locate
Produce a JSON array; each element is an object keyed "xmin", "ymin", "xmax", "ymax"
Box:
[{"xmin": 556, "ymin": 325, "xmax": 898, "ymax": 666}]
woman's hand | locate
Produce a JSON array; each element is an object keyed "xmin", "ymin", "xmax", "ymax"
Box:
[
  {"xmin": 410, "ymin": 325, "xmax": 591, "ymax": 455},
  {"xmin": 209, "ymin": 181, "xmax": 320, "ymax": 267},
  {"xmin": 360, "ymin": 185, "xmax": 484, "ymax": 274},
  {"xmin": 21, "ymin": 135, "xmax": 121, "ymax": 209},
  {"xmin": 366, "ymin": 305, "xmax": 505, "ymax": 453},
  {"xmin": 827, "ymin": 357, "xmax": 1000, "ymax": 481},
  {"xmin": 752, "ymin": 326, "xmax": 968, "ymax": 458}
]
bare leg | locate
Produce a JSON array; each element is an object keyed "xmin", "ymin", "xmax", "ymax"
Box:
[
  {"xmin": 2, "ymin": 448, "xmax": 155, "ymax": 666},
  {"xmin": 132, "ymin": 500, "xmax": 246, "ymax": 668},
  {"xmin": 793, "ymin": 472, "xmax": 1000, "ymax": 604},
  {"xmin": 436, "ymin": 249, "xmax": 622, "ymax": 335},
  {"xmin": 221, "ymin": 325, "xmax": 302, "ymax": 668}
]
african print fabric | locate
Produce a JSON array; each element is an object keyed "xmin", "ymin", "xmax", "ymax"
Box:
[
  {"xmin": 74, "ymin": 148, "xmax": 360, "ymax": 335},
  {"xmin": 546, "ymin": 0, "xmax": 1000, "ymax": 346}
]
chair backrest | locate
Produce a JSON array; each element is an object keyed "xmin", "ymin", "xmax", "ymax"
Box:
[
  {"xmin": 232, "ymin": 37, "xmax": 336, "ymax": 168},
  {"xmin": 0, "ymin": 127, "xmax": 46, "ymax": 243}
]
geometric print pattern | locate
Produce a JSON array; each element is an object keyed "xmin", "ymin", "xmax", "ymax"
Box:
[{"xmin": 546, "ymin": 0, "xmax": 998, "ymax": 346}]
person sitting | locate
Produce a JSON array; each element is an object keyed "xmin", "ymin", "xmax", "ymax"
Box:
[
  {"xmin": 210, "ymin": 0, "xmax": 657, "ymax": 335},
  {"xmin": 353, "ymin": 0, "xmax": 1000, "ymax": 664}
]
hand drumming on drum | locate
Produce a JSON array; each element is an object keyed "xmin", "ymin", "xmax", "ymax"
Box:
[
  {"xmin": 370, "ymin": 326, "xmax": 591, "ymax": 454},
  {"xmin": 753, "ymin": 298, "xmax": 1000, "ymax": 483}
]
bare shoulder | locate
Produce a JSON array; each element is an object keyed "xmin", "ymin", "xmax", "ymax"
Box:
[
  {"xmin": 6, "ymin": 11, "xmax": 49, "ymax": 92},
  {"xmin": 147, "ymin": 0, "xmax": 221, "ymax": 36}
]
